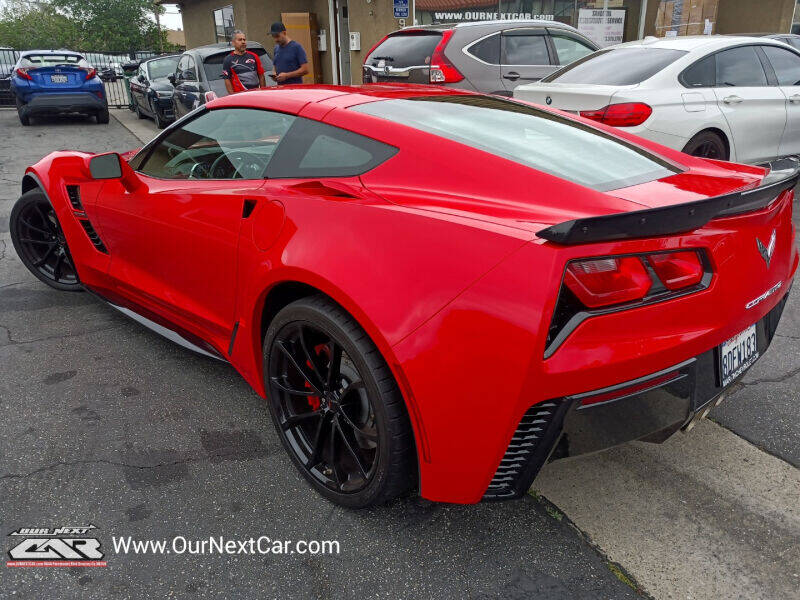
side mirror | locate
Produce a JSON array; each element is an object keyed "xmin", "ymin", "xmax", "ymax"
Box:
[
  {"xmin": 89, "ymin": 153, "xmax": 122, "ymax": 179},
  {"xmin": 87, "ymin": 152, "xmax": 144, "ymax": 193},
  {"xmin": 168, "ymin": 73, "xmax": 176, "ymax": 85},
  {"xmin": 137, "ymin": 74, "xmax": 145, "ymax": 83}
]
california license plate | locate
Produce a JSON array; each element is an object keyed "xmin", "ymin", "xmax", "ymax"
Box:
[
  {"xmin": 50, "ymin": 74, "xmax": 68, "ymax": 83},
  {"xmin": 719, "ymin": 324, "xmax": 758, "ymax": 387}
]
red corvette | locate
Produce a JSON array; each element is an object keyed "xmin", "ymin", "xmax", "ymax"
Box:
[{"xmin": 10, "ymin": 85, "xmax": 797, "ymax": 507}]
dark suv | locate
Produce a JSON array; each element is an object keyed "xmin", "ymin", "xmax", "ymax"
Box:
[
  {"xmin": 363, "ymin": 20, "xmax": 598, "ymax": 95},
  {"xmin": 169, "ymin": 42, "xmax": 275, "ymax": 120}
]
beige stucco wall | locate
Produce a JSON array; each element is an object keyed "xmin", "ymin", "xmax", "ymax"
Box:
[{"xmin": 715, "ymin": 0, "xmax": 795, "ymax": 34}]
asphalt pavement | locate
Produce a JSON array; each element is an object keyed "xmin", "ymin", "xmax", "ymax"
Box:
[{"xmin": 2, "ymin": 108, "xmax": 800, "ymax": 599}]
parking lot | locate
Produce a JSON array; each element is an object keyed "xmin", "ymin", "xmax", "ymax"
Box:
[{"xmin": 1, "ymin": 110, "xmax": 799, "ymax": 599}]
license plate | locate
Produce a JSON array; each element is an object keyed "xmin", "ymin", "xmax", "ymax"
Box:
[
  {"xmin": 719, "ymin": 324, "xmax": 758, "ymax": 387},
  {"xmin": 50, "ymin": 74, "xmax": 68, "ymax": 83}
]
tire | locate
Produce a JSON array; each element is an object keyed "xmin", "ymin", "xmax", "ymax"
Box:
[
  {"xmin": 96, "ymin": 106, "xmax": 110, "ymax": 124},
  {"xmin": 135, "ymin": 102, "xmax": 146, "ymax": 119},
  {"xmin": 264, "ymin": 295, "xmax": 417, "ymax": 508},
  {"xmin": 15, "ymin": 97, "xmax": 30, "ymax": 126},
  {"xmin": 154, "ymin": 109, "xmax": 167, "ymax": 129},
  {"xmin": 9, "ymin": 189, "xmax": 82, "ymax": 292},
  {"xmin": 682, "ymin": 130, "xmax": 728, "ymax": 160}
]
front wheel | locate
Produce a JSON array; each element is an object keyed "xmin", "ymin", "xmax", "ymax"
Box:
[
  {"xmin": 10, "ymin": 189, "xmax": 82, "ymax": 291},
  {"xmin": 264, "ymin": 296, "xmax": 417, "ymax": 508}
]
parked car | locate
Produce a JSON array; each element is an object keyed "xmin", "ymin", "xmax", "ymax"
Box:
[
  {"xmin": 363, "ymin": 20, "xmax": 599, "ymax": 95},
  {"xmin": 10, "ymin": 50, "xmax": 109, "ymax": 126},
  {"xmin": 169, "ymin": 42, "xmax": 275, "ymax": 120},
  {"xmin": 514, "ymin": 36, "xmax": 800, "ymax": 164},
  {"xmin": 97, "ymin": 66, "xmax": 117, "ymax": 82},
  {"xmin": 129, "ymin": 54, "xmax": 180, "ymax": 128},
  {"xmin": 10, "ymin": 85, "xmax": 797, "ymax": 506}
]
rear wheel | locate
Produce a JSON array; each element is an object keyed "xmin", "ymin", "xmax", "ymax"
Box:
[
  {"xmin": 264, "ymin": 295, "xmax": 417, "ymax": 508},
  {"xmin": 682, "ymin": 130, "xmax": 728, "ymax": 160},
  {"xmin": 135, "ymin": 101, "xmax": 146, "ymax": 119},
  {"xmin": 154, "ymin": 109, "xmax": 167, "ymax": 129},
  {"xmin": 10, "ymin": 189, "xmax": 82, "ymax": 291},
  {"xmin": 15, "ymin": 97, "xmax": 30, "ymax": 126}
]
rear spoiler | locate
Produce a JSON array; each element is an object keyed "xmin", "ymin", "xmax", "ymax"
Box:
[{"xmin": 536, "ymin": 158, "xmax": 800, "ymax": 245}]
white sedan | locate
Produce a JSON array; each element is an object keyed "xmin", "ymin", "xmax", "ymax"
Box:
[{"xmin": 514, "ymin": 36, "xmax": 800, "ymax": 164}]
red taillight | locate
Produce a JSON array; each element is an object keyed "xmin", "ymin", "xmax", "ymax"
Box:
[
  {"xmin": 84, "ymin": 68, "xmax": 97, "ymax": 80},
  {"xmin": 648, "ymin": 251, "xmax": 704, "ymax": 291},
  {"xmin": 16, "ymin": 67, "xmax": 32, "ymax": 80},
  {"xmin": 580, "ymin": 102, "xmax": 652, "ymax": 127},
  {"xmin": 565, "ymin": 257, "xmax": 652, "ymax": 308},
  {"xmin": 430, "ymin": 30, "xmax": 463, "ymax": 84}
]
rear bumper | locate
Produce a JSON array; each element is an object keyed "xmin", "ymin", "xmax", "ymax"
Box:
[
  {"xmin": 20, "ymin": 92, "xmax": 106, "ymax": 115},
  {"xmin": 483, "ymin": 288, "xmax": 790, "ymax": 500}
]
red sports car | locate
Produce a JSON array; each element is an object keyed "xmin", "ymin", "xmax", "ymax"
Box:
[{"xmin": 10, "ymin": 85, "xmax": 797, "ymax": 507}]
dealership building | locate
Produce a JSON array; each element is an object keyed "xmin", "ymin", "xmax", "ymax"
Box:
[{"xmin": 174, "ymin": 0, "xmax": 800, "ymax": 85}]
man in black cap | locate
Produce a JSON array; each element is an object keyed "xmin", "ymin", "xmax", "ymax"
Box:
[{"xmin": 269, "ymin": 22, "xmax": 309, "ymax": 85}]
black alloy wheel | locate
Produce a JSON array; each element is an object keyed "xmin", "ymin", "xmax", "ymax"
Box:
[
  {"xmin": 264, "ymin": 296, "xmax": 416, "ymax": 508},
  {"xmin": 10, "ymin": 189, "xmax": 82, "ymax": 291},
  {"xmin": 683, "ymin": 131, "xmax": 728, "ymax": 160}
]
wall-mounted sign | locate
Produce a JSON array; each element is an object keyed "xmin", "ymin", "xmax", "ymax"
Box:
[
  {"xmin": 577, "ymin": 8, "xmax": 626, "ymax": 47},
  {"xmin": 394, "ymin": 0, "xmax": 410, "ymax": 19}
]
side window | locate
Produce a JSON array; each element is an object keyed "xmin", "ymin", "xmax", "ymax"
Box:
[
  {"xmin": 138, "ymin": 108, "xmax": 296, "ymax": 180},
  {"xmin": 176, "ymin": 55, "xmax": 188, "ymax": 80},
  {"xmin": 502, "ymin": 32, "xmax": 549, "ymax": 65},
  {"xmin": 265, "ymin": 118, "xmax": 397, "ymax": 178},
  {"xmin": 681, "ymin": 54, "xmax": 716, "ymax": 87},
  {"xmin": 715, "ymin": 46, "xmax": 767, "ymax": 87},
  {"xmin": 762, "ymin": 45, "xmax": 800, "ymax": 86},
  {"xmin": 183, "ymin": 56, "xmax": 197, "ymax": 81},
  {"xmin": 551, "ymin": 35, "xmax": 595, "ymax": 65},
  {"xmin": 467, "ymin": 34, "xmax": 501, "ymax": 65}
]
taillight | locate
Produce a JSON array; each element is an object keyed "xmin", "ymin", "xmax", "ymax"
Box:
[
  {"xmin": 430, "ymin": 30, "xmax": 463, "ymax": 84},
  {"xmin": 84, "ymin": 68, "xmax": 97, "ymax": 80},
  {"xmin": 647, "ymin": 251, "xmax": 703, "ymax": 291},
  {"xmin": 16, "ymin": 67, "xmax": 32, "ymax": 80},
  {"xmin": 579, "ymin": 102, "xmax": 652, "ymax": 127},
  {"xmin": 565, "ymin": 257, "xmax": 651, "ymax": 308}
]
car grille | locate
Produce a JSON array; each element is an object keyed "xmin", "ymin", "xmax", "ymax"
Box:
[{"xmin": 483, "ymin": 400, "xmax": 568, "ymax": 500}]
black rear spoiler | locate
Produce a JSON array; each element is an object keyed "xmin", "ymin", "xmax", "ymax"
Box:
[{"xmin": 536, "ymin": 158, "xmax": 800, "ymax": 245}]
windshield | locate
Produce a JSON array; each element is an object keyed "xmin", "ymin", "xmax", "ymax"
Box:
[
  {"xmin": 352, "ymin": 96, "xmax": 679, "ymax": 192},
  {"xmin": 542, "ymin": 47, "xmax": 687, "ymax": 85},
  {"xmin": 147, "ymin": 56, "xmax": 179, "ymax": 79},
  {"xmin": 203, "ymin": 48, "xmax": 272, "ymax": 80},
  {"xmin": 365, "ymin": 32, "xmax": 443, "ymax": 68},
  {"xmin": 19, "ymin": 54, "xmax": 88, "ymax": 68}
]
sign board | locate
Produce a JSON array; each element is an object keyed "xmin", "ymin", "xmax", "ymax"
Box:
[
  {"xmin": 393, "ymin": 0, "xmax": 409, "ymax": 19},
  {"xmin": 577, "ymin": 8, "xmax": 626, "ymax": 48}
]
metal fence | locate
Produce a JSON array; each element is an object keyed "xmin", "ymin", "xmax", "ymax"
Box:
[{"xmin": 0, "ymin": 48, "xmax": 158, "ymax": 108}]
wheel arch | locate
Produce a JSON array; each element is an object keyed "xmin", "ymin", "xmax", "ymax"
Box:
[
  {"xmin": 686, "ymin": 126, "xmax": 732, "ymax": 161},
  {"xmin": 22, "ymin": 172, "xmax": 45, "ymax": 196},
  {"xmin": 250, "ymin": 276, "xmax": 429, "ymax": 470}
]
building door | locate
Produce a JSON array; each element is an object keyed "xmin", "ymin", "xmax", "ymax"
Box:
[{"xmin": 335, "ymin": 0, "xmax": 350, "ymax": 84}]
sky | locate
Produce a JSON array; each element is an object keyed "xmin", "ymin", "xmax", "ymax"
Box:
[{"xmin": 153, "ymin": 3, "xmax": 184, "ymax": 31}]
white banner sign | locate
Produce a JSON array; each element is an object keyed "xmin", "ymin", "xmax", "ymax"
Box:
[{"xmin": 577, "ymin": 8, "xmax": 626, "ymax": 48}]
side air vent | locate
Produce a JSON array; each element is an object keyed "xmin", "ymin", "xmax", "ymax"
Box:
[
  {"xmin": 79, "ymin": 219, "xmax": 108, "ymax": 254},
  {"xmin": 66, "ymin": 185, "xmax": 83, "ymax": 210},
  {"xmin": 483, "ymin": 400, "xmax": 568, "ymax": 500}
]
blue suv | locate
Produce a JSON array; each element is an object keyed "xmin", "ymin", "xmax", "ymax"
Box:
[{"xmin": 11, "ymin": 50, "xmax": 109, "ymax": 126}]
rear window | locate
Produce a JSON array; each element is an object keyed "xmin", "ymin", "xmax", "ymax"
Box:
[
  {"xmin": 542, "ymin": 47, "xmax": 687, "ymax": 85},
  {"xmin": 202, "ymin": 48, "xmax": 272, "ymax": 80},
  {"xmin": 19, "ymin": 54, "xmax": 88, "ymax": 68},
  {"xmin": 365, "ymin": 32, "xmax": 442, "ymax": 68},
  {"xmin": 351, "ymin": 96, "xmax": 679, "ymax": 192}
]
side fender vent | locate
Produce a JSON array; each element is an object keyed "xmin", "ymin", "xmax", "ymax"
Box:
[
  {"xmin": 66, "ymin": 185, "xmax": 83, "ymax": 210},
  {"xmin": 79, "ymin": 219, "xmax": 108, "ymax": 254}
]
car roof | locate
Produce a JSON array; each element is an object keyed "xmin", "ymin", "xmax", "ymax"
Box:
[
  {"xmin": 609, "ymin": 34, "xmax": 791, "ymax": 52},
  {"xmin": 143, "ymin": 54, "xmax": 181, "ymax": 63},
  {"xmin": 19, "ymin": 49, "xmax": 84, "ymax": 57},
  {"xmin": 401, "ymin": 19, "xmax": 580, "ymax": 33}
]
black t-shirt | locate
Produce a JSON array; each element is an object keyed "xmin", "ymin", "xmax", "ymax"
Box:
[{"xmin": 221, "ymin": 50, "xmax": 264, "ymax": 92}]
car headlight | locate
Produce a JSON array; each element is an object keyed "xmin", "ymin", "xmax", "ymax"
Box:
[{"xmin": 154, "ymin": 90, "xmax": 173, "ymax": 98}]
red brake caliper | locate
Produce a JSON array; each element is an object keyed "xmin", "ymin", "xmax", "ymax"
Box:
[{"xmin": 304, "ymin": 343, "xmax": 331, "ymax": 411}]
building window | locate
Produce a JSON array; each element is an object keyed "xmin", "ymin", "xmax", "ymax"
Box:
[{"xmin": 213, "ymin": 5, "xmax": 235, "ymax": 43}]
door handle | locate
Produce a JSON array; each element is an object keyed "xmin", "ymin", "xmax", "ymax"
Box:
[
  {"xmin": 790, "ymin": 94, "xmax": 800, "ymax": 104},
  {"xmin": 504, "ymin": 71, "xmax": 520, "ymax": 81},
  {"xmin": 722, "ymin": 95, "xmax": 743, "ymax": 104}
]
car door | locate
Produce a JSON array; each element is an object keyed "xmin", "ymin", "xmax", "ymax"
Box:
[
  {"xmin": 760, "ymin": 44, "xmax": 800, "ymax": 157},
  {"xmin": 130, "ymin": 64, "xmax": 146, "ymax": 110},
  {"xmin": 93, "ymin": 107, "xmax": 295, "ymax": 347},
  {"xmin": 174, "ymin": 55, "xmax": 199, "ymax": 118},
  {"xmin": 712, "ymin": 45, "xmax": 786, "ymax": 163},
  {"xmin": 500, "ymin": 28, "xmax": 554, "ymax": 93},
  {"xmin": 462, "ymin": 33, "xmax": 505, "ymax": 95}
]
